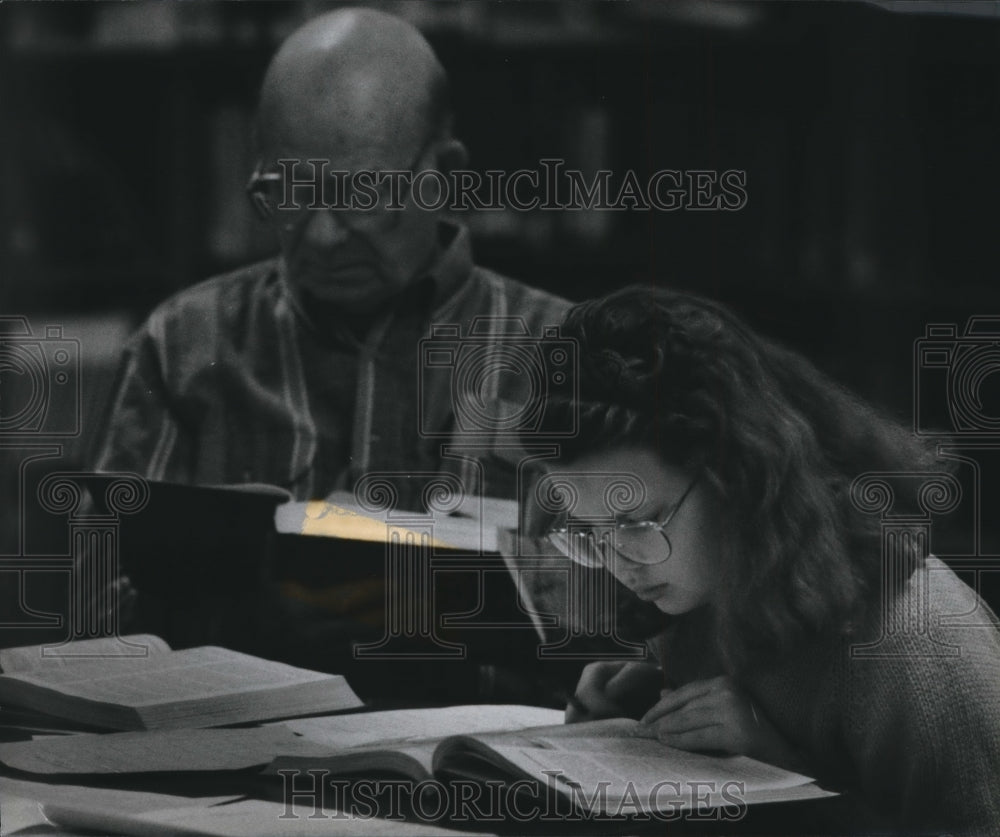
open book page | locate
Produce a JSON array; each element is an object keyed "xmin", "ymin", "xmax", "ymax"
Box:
[
  {"xmin": 407, "ymin": 512, "xmax": 500, "ymax": 553},
  {"xmin": 279, "ymin": 705, "xmax": 564, "ymax": 749},
  {"xmin": 452, "ymin": 494, "xmax": 518, "ymax": 527},
  {"xmin": 486, "ymin": 738, "xmax": 833, "ymax": 814},
  {"xmin": 2, "ymin": 646, "xmax": 349, "ymax": 704},
  {"xmin": 0, "ymin": 725, "xmax": 334, "ymax": 775},
  {"xmin": 0, "ymin": 646, "xmax": 362, "ymax": 729},
  {"xmin": 320, "ymin": 490, "xmax": 519, "ymax": 528},
  {"xmin": 0, "ymin": 634, "xmax": 170, "ymax": 673},
  {"xmin": 434, "ymin": 718, "xmax": 824, "ymax": 815},
  {"xmin": 0, "ymin": 775, "xmax": 239, "ymax": 836},
  {"xmin": 206, "ymin": 482, "xmax": 293, "ymax": 502},
  {"xmin": 441, "ymin": 717, "xmax": 637, "ymax": 751},
  {"xmin": 275, "ymin": 492, "xmax": 506, "ymax": 553},
  {"xmin": 427, "ymin": 718, "xmax": 632, "ymax": 783},
  {"xmin": 494, "ymin": 717, "xmax": 632, "ymax": 739},
  {"xmin": 493, "ymin": 735, "xmax": 814, "ymax": 791},
  {"xmin": 264, "ymin": 716, "xmax": 616, "ymax": 781},
  {"xmin": 264, "ymin": 706, "xmax": 565, "ymax": 784},
  {"xmin": 267, "ymin": 742, "xmax": 441, "ymax": 783},
  {"xmin": 43, "ymin": 798, "xmax": 482, "ymax": 837}
]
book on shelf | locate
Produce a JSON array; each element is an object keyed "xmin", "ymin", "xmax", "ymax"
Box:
[
  {"xmin": 0, "ymin": 634, "xmax": 362, "ymax": 731},
  {"xmin": 265, "ymin": 712, "xmax": 835, "ymax": 817}
]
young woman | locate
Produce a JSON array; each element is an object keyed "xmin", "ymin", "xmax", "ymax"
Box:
[{"xmin": 538, "ymin": 286, "xmax": 1000, "ymax": 835}]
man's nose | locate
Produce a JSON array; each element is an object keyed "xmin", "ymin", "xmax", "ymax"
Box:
[{"xmin": 300, "ymin": 208, "xmax": 351, "ymax": 247}]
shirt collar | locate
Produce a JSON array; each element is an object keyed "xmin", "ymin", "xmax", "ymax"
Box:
[{"xmin": 427, "ymin": 220, "xmax": 473, "ymax": 310}]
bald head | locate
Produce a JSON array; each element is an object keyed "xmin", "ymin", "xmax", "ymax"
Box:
[
  {"xmin": 257, "ymin": 8, "xmax": 450, "ymax": 161},
  {"xmin": 253, "ymin": 9, "xmax": 466, "ymax": 316}
]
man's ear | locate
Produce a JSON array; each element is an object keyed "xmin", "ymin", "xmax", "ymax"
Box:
[{"xmin": 434, "ymin": 138, "xmax": 468, "ymax": 174}]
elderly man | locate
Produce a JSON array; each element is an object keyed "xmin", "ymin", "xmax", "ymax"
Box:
[
  {"xmin": 94, "ymin": 8, "xmax": 568, "ymax": 505},
  {"xmin": 91, "ymin": 9, "xmax": 570, "ymax": 697}
]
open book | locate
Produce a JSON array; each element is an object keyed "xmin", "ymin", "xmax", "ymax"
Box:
[
  {"xmin": 274, "ymin": 490, "xmax": 518, "ymax": 553},
  {"xmin": 0, "ymin": 705, "xmax": 565, "ymax": 775},
  {"xmin": 0, "ymin": 635, "xmax": 362, "ymax": 731},
  {"xmin": 266, "ymin": 714, "xmax": 834, "ymax": 817}
]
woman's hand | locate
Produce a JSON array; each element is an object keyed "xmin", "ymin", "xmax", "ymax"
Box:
[
  {"xmin": 639, "ymin": 675, "xmax": 804, "ymax": 771},
  {"xmin": 566, "ymin": 661, "xmax": 664, "ymax": 723}
]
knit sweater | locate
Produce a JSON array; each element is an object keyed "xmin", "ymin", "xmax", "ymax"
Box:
[{"xmin": 653, "ymin": 557, "xmax": 1000, "ymax": 835}]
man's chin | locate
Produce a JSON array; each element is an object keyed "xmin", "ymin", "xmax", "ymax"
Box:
[
  {"xmin": 299, "ymin": 287, "xmax": 388, "ymax": 316},
  {"xmin": 292, "ymin": 268, "xmax": 387, "ymax": 310}
]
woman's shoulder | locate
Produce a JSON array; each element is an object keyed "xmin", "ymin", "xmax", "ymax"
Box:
[
  {"xmin": 851, "ymin": 555, "xmax": 1000, "ymax": 658},
  {"xmin": 839, "ymin": 557, "xmax": 999, "ymax": 701},
  {"xmin": 837, "ymin": 557, "xmax": 1000, "ymax": 833}
]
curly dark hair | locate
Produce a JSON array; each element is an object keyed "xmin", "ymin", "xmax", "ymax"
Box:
[{"xmin": 537, "ymin": 285, "xmax": 942, "ymax": 670}]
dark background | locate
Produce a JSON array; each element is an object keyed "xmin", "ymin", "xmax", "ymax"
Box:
[
  {"xmin": 3, "ymin": 1, "xmax": 1000, "ymax": 439},
  {"xmin": 2, "ymin": 0, "xmax": 999, "ymax": 644}
]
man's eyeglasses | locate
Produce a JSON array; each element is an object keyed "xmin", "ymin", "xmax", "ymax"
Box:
[
  {"xmin": 546, "ymin": 473, "xmax": 701, "ymax": 569},
  {"xmin": 246, "ymin": 137, "xmax": 436, "ymax": 233}
]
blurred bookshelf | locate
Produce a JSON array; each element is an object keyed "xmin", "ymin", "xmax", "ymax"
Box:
[{"xmin": 2, "ymin": 0, "xmax": 1000, "ymax": 415}]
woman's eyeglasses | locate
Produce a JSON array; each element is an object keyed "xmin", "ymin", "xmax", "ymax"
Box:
[{"xmin": 545, "ymin": 473, "xmax": 701, "ymax": 569}]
